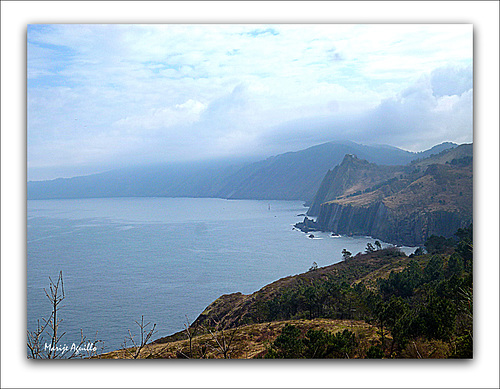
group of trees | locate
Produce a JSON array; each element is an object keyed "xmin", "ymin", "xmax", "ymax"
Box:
[
  {"xmin": 342, "ymin": 240, "xmax": 382, "ymax": 261},
  {"xmin": 265, "ymin": 324, "xmax": 358, "ymax": 359},
  {"xmin": 260, "ymin": 224, "xmax": 473, "ymax": 358},
  {"xmin": 260, "ymin": 247, "xmax": 406, "ymax": 325},
  {"xmin": 371, "ymin": 224, "xmax": 473, "ymax": 357}
]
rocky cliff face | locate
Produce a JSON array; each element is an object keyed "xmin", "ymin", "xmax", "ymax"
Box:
[
  {"xmin": 316, "ymin": 201, "xmax": 470, "ymax": 246},
  {"xmin": 307, "ymin": 154, "xmax": 407, "ymax": 216},
  {"xmin": 307, "ymin": 144, "xmax": 473, "ymax": 246}
]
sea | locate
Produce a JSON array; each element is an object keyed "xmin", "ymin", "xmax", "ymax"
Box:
[{"xmin": 27, "ymin": 197, "xmax": 414, "ymax": 354}]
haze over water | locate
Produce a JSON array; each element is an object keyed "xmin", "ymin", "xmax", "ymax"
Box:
[{"xmin": 27, "ymin": 197, "xmax": 413, "ymax": 353}]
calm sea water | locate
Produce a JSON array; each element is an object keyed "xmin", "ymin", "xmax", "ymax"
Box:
[{"xmin": 27, "ymin": 197, "xmax": 413, "ymax": 353}]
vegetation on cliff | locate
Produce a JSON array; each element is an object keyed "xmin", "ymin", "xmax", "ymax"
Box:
[
  {"xmin": 121, "ymin": 223, "xmax": 472, "ymax": 359},
  {"xmin": 303, "ymin": 144, "xmax": 472, "ymax": 246}
]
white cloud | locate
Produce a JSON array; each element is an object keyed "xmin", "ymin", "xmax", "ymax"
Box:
[
  {"xmin": 113, "ymin": 99, "xmax": 207, "ymax": 131},
  {"xmin": 27, "ymin": 24, "xmax": 473, "ymax": 179}
]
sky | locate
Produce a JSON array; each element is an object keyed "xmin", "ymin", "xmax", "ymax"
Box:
[{"xmin": 27, "ymin": 24, "xmax": 473, "ymax": 181}]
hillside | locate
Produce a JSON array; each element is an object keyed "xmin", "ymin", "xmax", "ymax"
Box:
[
  {"xmin": 214, "ymin": 140, "xmax": 429, "ymax": 202},
  {"xmin": 307, "ymin": 154, "xmax": 408, "ymax": 215},
  {"xmin": 100, "ymin": 226, "xmax": 472, "ymax": 359},
  {"xmin": 303, "ymin": 144, "xmax": 472, "ymax": 246},
  {"xmin": 27, "ymin": 141, "xmax": 456, "ymax": 201},
  {"xmin": 100, "ymin": 318, "xmax": 381, "ymax": 359}
]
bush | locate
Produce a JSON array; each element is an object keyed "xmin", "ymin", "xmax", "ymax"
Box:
[
  {"xmin": 366, "ymin": 345, "xmax": 384, "ymax": 358},
  {"xmin": 265, "ymin": 324, "xmax": 304, "ymax": 359},
  {"xmin": 266, "ymin": 326, "xmax": 358, "ymax": 359}
]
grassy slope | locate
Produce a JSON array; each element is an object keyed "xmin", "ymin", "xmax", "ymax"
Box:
[
  {"xmin": 99, "ymin": 318, "xmax": 382, "ymax": 359},
  {"xmin": 100, "ymin": 248, "xmax": 448, "ymax": 359}
]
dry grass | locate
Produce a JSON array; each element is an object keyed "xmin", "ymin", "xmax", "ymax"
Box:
[{"xmin": 97, "ymin": 318, "xmax": 381, "ymax": 359}]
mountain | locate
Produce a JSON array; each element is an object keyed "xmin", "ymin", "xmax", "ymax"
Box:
[
  {"xmin": 306, "ymin": 154, "xmax": 407, "ymax": 216},
  {"xmin": 412, "ymin": 141, "xmax": 459, "ymax": 161},
  {"xmin": 27, "ymin": 141, "xmax": 457, "ymax": 201},
  {"xmin": 300, "ymin": 144, "xmax": 472, "ymax": 246},
  {"xmin": 27, "ymin": 160, "xmax": 243, "ymax": 200},
  {"xmin": 214, "ymin": 140, "xmax": 430, "ymax": 202}
]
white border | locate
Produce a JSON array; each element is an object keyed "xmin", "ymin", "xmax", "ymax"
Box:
[{"xmin": 2, "ymin": 1, "xmax": 499, "ymax": 388}]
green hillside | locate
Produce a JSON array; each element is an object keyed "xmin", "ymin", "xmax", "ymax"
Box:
[{"xmin": 101, "ymin": 224, "xmax": 472, "ymax": 359}]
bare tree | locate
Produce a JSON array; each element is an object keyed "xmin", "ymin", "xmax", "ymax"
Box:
[
  {"xmin": 27, "ymin": 318, "xmax": 50, "ymax": 359},
  {"xmin": 174, "ymin": 315, "xmax": 198, "ymax": 358},
  {"xmin": 122, "ymin": 315, "xmax": 157, "ymax": 359},
  {"xmin": 204, "ymin": 319, "xmax": 238, "ymax": 359},
  {"xmin": 44, "ymin": 271, "xmax": 65, "ymax": 358},
  {"xmin": 27, "ymin": 271, "xmax": 97, "ymax": 359}
]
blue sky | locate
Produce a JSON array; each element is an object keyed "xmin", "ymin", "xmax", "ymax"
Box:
[{"xmin": 27, "ymin": 24, "xmax": 473, "ymax": 180}]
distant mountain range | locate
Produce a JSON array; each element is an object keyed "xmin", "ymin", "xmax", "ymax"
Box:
[{"xmin": 28, "ymin": 140, "xmax": 458, "ymax": 201}]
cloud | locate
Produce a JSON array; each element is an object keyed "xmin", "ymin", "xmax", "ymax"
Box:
[
  {"xmin": 258, "ymin": 65, "xmax": 473, "ymax": 153},
  {"xmin": 26, "ymin": 24, "xmax": 473, "ymax": 180},
  {"xmin": 113, "ymin": 99, "xmax": 207, "ymax": 131},
  {"xmin": 431, "ymin": 65, "xmax": 473, "ymax": 97}
]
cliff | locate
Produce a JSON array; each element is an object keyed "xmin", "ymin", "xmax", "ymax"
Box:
[
  {"xmin": 154, "ymin": 246, "xmax": 409, "ymax": 336},
  {"xmin": 305, "ymin": 144, "xmax": 472, "ymax": 246},
  {"xmin": 307, "ymin": 154, "xmax": 407, "ymax": 215},
  {"xmin": 107, "ymin": 224, "xmax": 472, "ymax": 360}
]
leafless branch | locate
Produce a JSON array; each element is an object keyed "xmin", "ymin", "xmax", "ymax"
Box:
[
  {"xmin": 204, "ymin": 318, "xmax": 238, "ymax": 359},
  {"xmin": 122, "ymin": 315, "xmax": 157, "ymax": 359},
  {"xmin": 27, "ymin": 271, "xmax": 101, "ymax": 359}
]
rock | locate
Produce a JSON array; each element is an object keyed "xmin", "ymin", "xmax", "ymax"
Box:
[{"xmin": 294, "ymin": 216, "xmax": 320, "ymax": 233}]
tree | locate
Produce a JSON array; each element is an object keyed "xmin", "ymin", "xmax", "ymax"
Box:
[
  {"xmin": 342, "ymin": 249, "xmax": 352, "ymax": 261},
  {"xmin": 455, "ymin": 224, "xmax": 473, "ymax": 271},
  {"xmin": 446, "ymin": 253, "xmax": 464, "ymax": 277},
  {"xmin": 27, "ymin": 271, "xmax": 100, "ymax": 359},
  {"xmin": 366, "ymin": 344, "xmax": 384, "ymax": 358},
  {"xmin": 265, "ymin": 324, "xmax": 304, "ymax": 359},
  {"xmin": 378, "ymin": 260, "xmax": 422, "ymax": 298},
  {"xmin": 377, "ymin": 296, "xmax": 410, "ymax": 352},
  {"xmin": 122, "ymin": 315, "xmax": 157, "ymax": 359},
  {"xmin": 425, "ymin": 235, "xmax": 454, "ymax": 254},
  {"xmin": 413, "ymin": 247, "xmax": 425, "ymax": 256},
  {"xmin": 204, "ymin": 319, "xmax": 238, "ymax": 359},
  {"xmin": 327, "ymin": 329, "xmax": 358, "ymax": 358},
  {"xmin": 365, "ymin": 243, "xmax": 376, "ymax": 253},
  {"xmin": 423, "ymin": 255, "xmax": 444, "ymax": 283},
  {"xmin": 173, "ymin": 315, "xmax": 200, "ymax": 359}
]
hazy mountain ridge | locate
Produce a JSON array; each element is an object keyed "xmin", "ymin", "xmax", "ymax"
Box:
[
  {"xmin": 214, "ymin": 140, "xmax": 426, "ymax": 202},
  {"xmin": 27, "ymin": 141, "xmax": 456, "ymax": 201},
  {"xmin": 27, "ymin": 160, "xmax": 243, "ymax": 200}
]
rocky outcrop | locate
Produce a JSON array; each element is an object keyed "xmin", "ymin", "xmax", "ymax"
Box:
[
  {"xmin": 307, "ymin": 154, "xmax": 407, "ymax": 216},
  {"xmin": 294, "ymin": 216, "xmax": 321, "ymax": 233},
  {"xmin": 308, "ymin": 145, "xmax": 473, "ymax": 246},
  {"xmin": 315, "ymin": 201, "xmax": 471, "ymax": 246}
]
